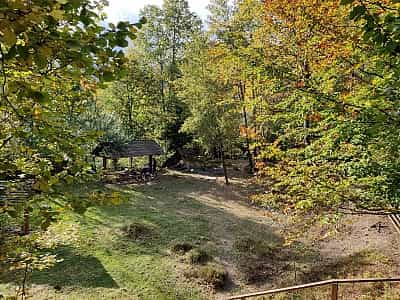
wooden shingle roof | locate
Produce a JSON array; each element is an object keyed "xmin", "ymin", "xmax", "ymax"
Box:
[
  {"xmin": 0, "ymin": 180, "xmax": 31, "ymax": 206},
  {"xmin": 93, "ymin": 140, "xmax": 164, "ymax": 159}
]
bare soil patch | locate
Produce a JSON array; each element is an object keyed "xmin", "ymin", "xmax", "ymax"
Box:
[{"xmin": 167, "ymin": 170, "xmax": 400, "ymax": 298}]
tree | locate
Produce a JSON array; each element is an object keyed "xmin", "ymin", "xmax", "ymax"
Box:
[
  {"xmin": 207, "ymin": 0, "xmax": 234, "ymax": 44},
  {"xmin": 342, "ymin": 0, "xmax": 400, "ymax": 55},
  {"xmin": 108, "ymin": 55, "xmax": 163, "ymax": 139},
  {"xmin": 0, "ymin": 0, "xmax": 140, "ymax": 279},
  {"xmin": 179, "ymin": 34, "xmax": 241, "ymax": 184},
  {"xmin": 206, "ymin": 0, "xmax": 270, "ymax": 173},
  {"xmin": 133, "ymin": 0, "xmax": 201, "ymax": 152},
  {"xmin": 248, "ymin": 0, "xmax": 400, "ymax": 222}
]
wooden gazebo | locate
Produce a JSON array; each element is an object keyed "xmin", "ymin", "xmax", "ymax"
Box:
[{"xmin": 93, "ymin": 140, "xmax": 164, "ymax": 172}]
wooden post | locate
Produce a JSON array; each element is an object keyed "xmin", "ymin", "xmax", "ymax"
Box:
[
  {"xmin": 331, "ymin": 283, "xmax": 338, "ymax": 300},
  {"xmin": 153, "ymin": 158, "xmax": 157, "ymax": 175},
  {"xmin": 112, "ymin": 158, "xmax": 118, "ymax": 170},
  {"xmin": 149, "ymin": 155, "xmax": 153, "ymax": 174},
  {"xmin": 221, "ymin": 149, "xmax": 229, "ymax": 185},
  {"xmin": 102, "ymin": 157, "xmax": 107, "ymax": 169},
  {"xmin": 22, "ymin": 208, "xmax": 29, "ymax": 235},
  {"xmin": 130, "ymin": 157, "xmax": 133, "ymax": 169}
]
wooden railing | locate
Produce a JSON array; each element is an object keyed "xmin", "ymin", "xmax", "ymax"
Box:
[
  {"xmin": 389, "ymin": 214, "xmax": 400, "ymax": 235},
  {"xmin": 226, "ymin": 277, "xmax": 400, "ymax": 300}
]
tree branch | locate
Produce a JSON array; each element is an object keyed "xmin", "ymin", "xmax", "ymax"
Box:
[
  {"xmin": 0, "ymin": 44, "xmax": 24, "ymax": 119},
  {"xmin": 0, "ymin": 43, "xmax": 7, "ymax": 105},
  {"xmin": 0, "ymin": 135, "xmax": 12, "ymax": 150}
]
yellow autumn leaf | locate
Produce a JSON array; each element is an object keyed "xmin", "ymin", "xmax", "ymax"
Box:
[
  {"xmin": 33, "ymin": 179, "xmax": 50, "ymax": 192},
  {"xmin": 33, "ymin": 106, "xmax": 43, "ymax": 119},
  {"xmin": 40, "ymin": 46, "xmax": 53, "ymax": 58},
  {"xmin": 2, "ymin": 27, "xmax": 17, "ymax": 46},
  {"xmin": 50, "ymin": 10, "xmax": 64, "ymax": 20}
]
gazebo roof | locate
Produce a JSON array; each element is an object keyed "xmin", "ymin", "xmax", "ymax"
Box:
[{"xmin": 93, "ymin": 140, "xmax": 164, "ymax": 159}]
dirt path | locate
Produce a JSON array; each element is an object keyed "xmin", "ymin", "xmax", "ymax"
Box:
[
  {"xmin": 168, "ymin": 171, "xmax": 400, "ymax": 298},
  {"xmin": 171, "ymin": 170, "xmax": 284, "ymax": 226}
]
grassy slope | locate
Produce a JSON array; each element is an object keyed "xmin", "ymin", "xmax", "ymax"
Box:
[
  {"xmin": 1, "ymin": 173, "xmax": 281, "ymax": 299},
  {"xmin": 1, "ymin": 173, "xmax": 399, "ymax": 299}
]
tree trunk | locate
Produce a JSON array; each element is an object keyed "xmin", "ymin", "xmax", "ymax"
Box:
[
  {"xmin": 242, "ymin": 106, "xmax": 254, "ymax": 173},
  {"xmin": 221, "ymin": 148, "xmax": 229, "ymax": 185},
  {"xmin": 103, "ymin": 157, "xmax": 107, "ymax": 169},
  {"xmin": 127, "ymin": 84, "xmax": 134, "ymax": 136},
  {"xmin": 21, "ymin": 208, "xmax": 29, "ymax": 235},
  {"xmin": 160, "ymin": 62, "xmax": 168, "ymax": 158},
  {"xmin": 238, "ymin": 82, "xmax": 254, "ymax": 173},
  {"xmin": 160, "ymin": 62, "xmax": 166, "ymax": 113},
  {"xmin": 304, "ymin": 116, "xmax": 310, "ymax": 145}
]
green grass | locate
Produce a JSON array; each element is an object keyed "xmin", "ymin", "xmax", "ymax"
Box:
[{"xmin": 0, "ymin": 173, "xmax": 281, "ymax": 299}]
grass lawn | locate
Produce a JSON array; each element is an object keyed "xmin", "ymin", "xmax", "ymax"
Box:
[{"xmin": 0, "ymin": 172, "xmax": 281, "ymax": 300}]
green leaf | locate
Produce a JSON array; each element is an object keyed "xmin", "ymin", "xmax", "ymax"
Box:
[
  {"xmin": 16, "ymin": 45, "xmax": 29, "ymax": 59},
  {"xmin": 33, "ymin": 179, "xmax": 50, "ymax": 192},
  {"xmin": 116, "ymin": 37, "xmax": 128, "ymax": 47},
  {"xmin": 34, "ymin": 53, "xmax": 48, "ymax": 68},
  {"xmin": 7, "ymin": 208, "xmax": 18, "ymax": 218},
  {"xmin": 102, "ymin": 71, "xmax": 114, "ymax": 81},
  {"xmin": 118, "ymin": 69, "xmax": 129, "ymax": 78},
  {"xmin": 385, "ymin": 41, "xmax": 398, "ymax": 53},
  {"xmin": 31, "ymin": 91, "xmax": 49, "ymax": 103},
  {"xmin": 65, "ymin": 175, "xmax": 74, "ymax": 184},
  {"xmin": 340, "ymin": 0, "xmax": 355, "ymax": 4},
  {"xmin": 117, "ymin": 21, "xmax": 127, "ymax": 30},
  {"xmin": 349, "ymin": 5, "xmax": 367, "ymax": 20}
]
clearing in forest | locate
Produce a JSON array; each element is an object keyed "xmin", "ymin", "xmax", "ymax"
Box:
[{"xmin": 1, "ymin": 171, "xmax": 399, "ymax": 300}]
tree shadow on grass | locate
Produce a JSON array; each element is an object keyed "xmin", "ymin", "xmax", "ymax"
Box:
[
  {"xmin": 100, "ymin": 174, "xmax": 284, "ymax": 252},
  {"xmin": 32, "ymin": 246, "xmax": 118, "ymax": 288},
  {"xmin": 301, "ymin": 249, "xmax": 391, "ymax": 283},
  {"xmin": 92, "ymin": 174, "xmax": 292, "ymax": 290},
  {"xmin": 0, "ymin": 246, "xmax": 118, "ymax": 289}
]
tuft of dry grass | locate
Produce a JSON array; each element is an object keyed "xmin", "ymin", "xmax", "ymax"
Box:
[
  {"xmin": 186, "ymin": 249, "xmax": 211, "ymax": 265},
  {"xmin": 121, "ymin": 221, "xmax": 155, "ymax": 241},
  {"xmin": 170, "ymin": 242, "xmax": 194, "ymax": 254}
]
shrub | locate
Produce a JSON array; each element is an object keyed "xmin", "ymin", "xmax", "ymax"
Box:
[
  {"xmin": 197, "ymin": 264, "xmax": 228, "ymax": 289},
  {"xmin": 170, "ymin": 242, "xmax": 193, "ymax": 254},
  {"xmin": 234, "ymin": 237, "xmax": 275, "ymax": 258},
  {"xmin": 187, "ymin": 249, "xmax": 210, "ymax": 264}
]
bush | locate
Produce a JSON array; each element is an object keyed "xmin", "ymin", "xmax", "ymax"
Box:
[
  {"xmin": 234, "ymin": 237, "xmax": 275, "ymax": 258},
  {"xmin": 187, "ymin": 249, "xmax": 210, "ymax": 264},
  {"xmin": 170, "ymin": 242, "xmax": 193, "ymax": 254},
  {"xmin": 197, "ymin": 264, "xmax": 228, "ymax": 289}
]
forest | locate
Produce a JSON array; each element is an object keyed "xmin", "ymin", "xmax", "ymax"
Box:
[{"xmin": 2, "ymin": 0, "xmax": 400, "ymax": 299}]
